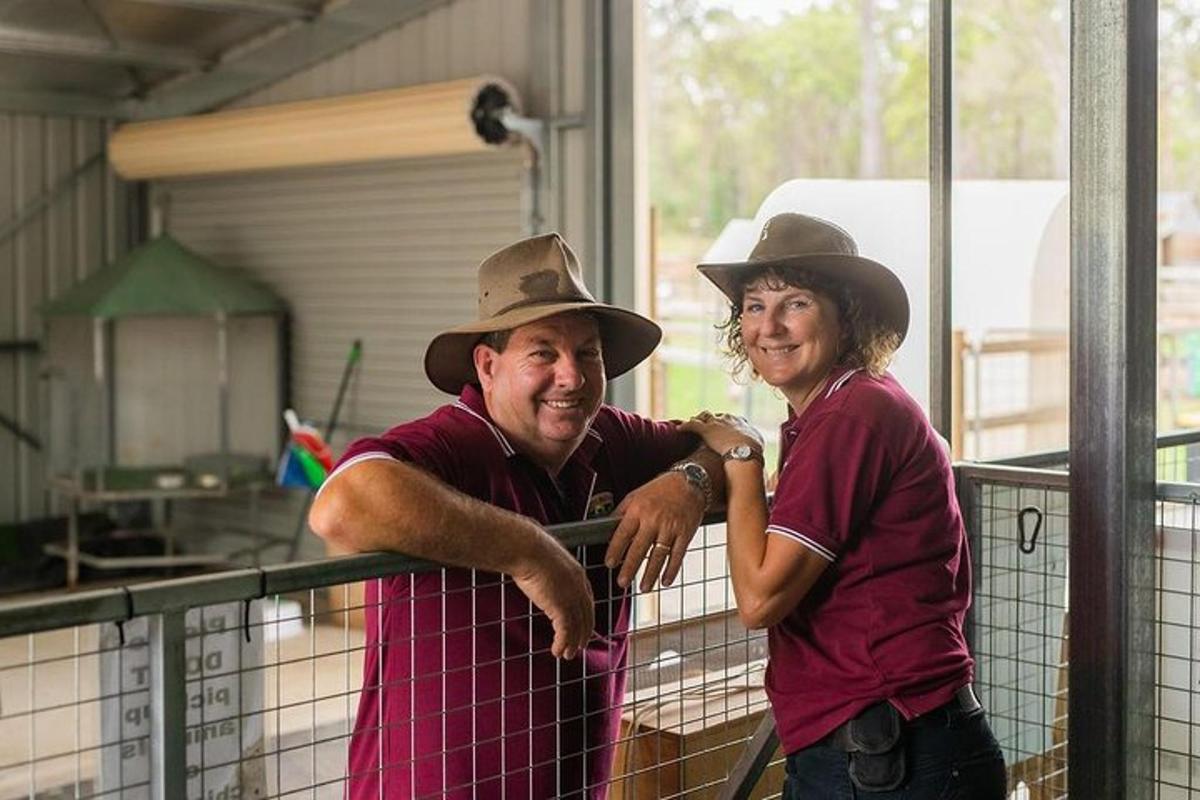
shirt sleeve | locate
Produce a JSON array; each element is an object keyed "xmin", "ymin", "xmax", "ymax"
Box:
[
  {"xmin": 767, "ymin": 410, "xmax": 894, "ymax": 562},
  {"xmin": 596, "ymin": 407, "xmax": 699, "ymax": 491},
  {"xmin": 322, "ymin": 423, "xmax": 462, "ymax": 495}
]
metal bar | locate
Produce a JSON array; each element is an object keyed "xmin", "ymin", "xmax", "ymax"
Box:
[
  {"xmin": 149, "ymin": 610, "xmax": 189, "ymax": 800},
  {"xmin": 124, "ymin": 0, "xmax": 313, "ymax": 18},
  {"xmin": 0, "ymin": 339, "xmax": 38, "ymax": 353},
  {"xmin": 0, "ymin": 409, "xmax": 41, "ymax": 450},
  {"xmin": 928, "ymin": 0, "xmax": 952, "ymax": 439},
  {"xmin": 953, "ymin": 462, "xmax": 1071, "ymax": 489},
  {"xmin": 718, "ymin": 710, "xmax": 778, "ymax": 800},
  {"xmin": 0, "ymin": 24, "xmax": 204, "ymax": 70},
  {"xmin": 1069, "ymin": 2, "xmax": 1158, "ymax": 798},
  {"xmin": 1155, "ymin": 482, "xmax": 1200, "ymax": 503},
  {"xmin": 0, "ymin": 152, "xmax": 105, "ymax": 248},
  {"xmin": 132, "ymin": 0, "xmax": 452, "ymax": 119},
  {"xmin": 954, "ymin": 465, "xmax": 983, "ymax": 654},
  {"xmin": 991, "ymin": 428, "xmax": 1200, "ymax": 468},
  {"xmin": 0, "ymin": 88, "xmax": 132, "ymax": 119},
  {"xmin": 215, "ymin": 313, "xmax": 230, "ymax": 487}
]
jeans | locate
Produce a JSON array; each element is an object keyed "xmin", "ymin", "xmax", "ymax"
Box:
[{"xmin": 782, "ymin": 706, "xmax": 1007, "ymax": 800}]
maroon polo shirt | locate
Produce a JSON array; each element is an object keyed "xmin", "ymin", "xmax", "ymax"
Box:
[
  {"xmin": 764, "ymin": 367, "xmax": 974, "ymax": 754},
  {"xmin": 327, "ymin": 385, "xmax": 695, "ymax": 799}
]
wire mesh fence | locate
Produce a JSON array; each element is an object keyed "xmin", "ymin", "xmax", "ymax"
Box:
[
  {"xmin": 960, "ymin": 464, "xmax": 1070, "ymax": 800},
  {"xmin": 0, "ymin": 517, "xmax": 785, "ymax": 800},
  {"xmin": 959, "ymin": 452, "xmax": 1200, "ymax": 800}
]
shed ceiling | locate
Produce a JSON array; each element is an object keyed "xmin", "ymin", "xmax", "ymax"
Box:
[{"xmin": 0, "ymin": 0, "xmax": 450, "ymax": 120}]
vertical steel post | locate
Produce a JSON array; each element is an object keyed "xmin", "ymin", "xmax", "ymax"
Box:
[
  {"xmin": 149, "ymin": 609, "xmax": 188, "ymax": 800},
  {"xmin": 1069, "ymin": 3, "xmax": 1157, "ymax": 797},
  {"xmin": 929, "ymin": 0, "xmax": 953, "ymax": 438}
]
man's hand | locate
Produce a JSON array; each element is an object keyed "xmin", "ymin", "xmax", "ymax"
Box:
[
  {"xmin": 604, "ymin": 471, "xmax": 706, "ymax": 592},
  {"xmin": 511, "ymin": 532, "xmax": 595, "ymax": 660}
]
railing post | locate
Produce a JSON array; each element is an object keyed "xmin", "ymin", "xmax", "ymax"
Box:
[
  {"xmin": 954, "ymin": 466, "xmax": 983, "ymax": 656},
  {"xmin": 717, "ymin": 710, "xmax": 779, "ymax": 800},
  {"xmin": 149, "ymin": 610, "xmax": 188, "ymax": 800},
  {"xmin": 1069, "ymin": 2, "xmax": 1158, "ymax": 798},
  {"xmin": 928, "ymin": 0, "xmax": 952, "ymax": 440}
]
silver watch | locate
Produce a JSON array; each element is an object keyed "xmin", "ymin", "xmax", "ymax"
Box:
[
  {"xmin": 723, "ymin": 443, "xmax": 764, "ymax": 466},
  {"xmin": 669, "ymin": 461, "xmax": 713, "ymax": 510}
]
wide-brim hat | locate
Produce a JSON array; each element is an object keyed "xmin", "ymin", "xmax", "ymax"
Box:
[
  {"xmin": 424, "ymin": 233, "xmax": 661, "ymax": 394},
  {"xmin": 698, "ymin": 213, "xmax": 909, "ymax": 343}
]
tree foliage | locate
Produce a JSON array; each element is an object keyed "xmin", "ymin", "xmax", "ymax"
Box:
[{"xmin": 649, "ymin": 1, "xmax": 1200, "ymax": 242}]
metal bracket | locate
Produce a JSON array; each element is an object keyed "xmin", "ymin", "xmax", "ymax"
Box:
[{"xmin": 499, "ymin": 108, "xmax": 548, "ymax": 236}]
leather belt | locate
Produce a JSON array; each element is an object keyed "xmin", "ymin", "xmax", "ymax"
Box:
[{"xmin": 826, "ymin": 685, "xmax": 982, "ymax": 751}]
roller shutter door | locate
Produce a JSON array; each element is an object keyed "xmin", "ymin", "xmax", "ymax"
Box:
[{"xmin": 163, "ymin": 150, "xmax": 524, "ymax": 555}]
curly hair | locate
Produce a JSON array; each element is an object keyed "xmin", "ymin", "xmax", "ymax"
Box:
[{"xmin": 716, "ymin": 266, "xmax": 900, "ymax": 381}]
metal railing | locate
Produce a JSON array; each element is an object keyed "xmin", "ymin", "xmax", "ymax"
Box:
[
  {"xmin": 951, "ymin": 431, "xmax": 1200, "ymax": 800},
  {"xmin": 0, "ymin": 515, "xmax": 786, "ymax": 800}
]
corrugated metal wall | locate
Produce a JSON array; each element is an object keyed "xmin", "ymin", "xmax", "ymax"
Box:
[
  {"xmin": 0, "ymin": 115, "xmax": 126, "ymax": 524},
  {"xmin": 162, "ymin": 0, "xmax": 593, "ymax": 559}
]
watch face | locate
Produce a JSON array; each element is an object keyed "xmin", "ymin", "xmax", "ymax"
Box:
[{"xmin": 730, "ymin": 445, "xmax": 752, "ymax": 459}]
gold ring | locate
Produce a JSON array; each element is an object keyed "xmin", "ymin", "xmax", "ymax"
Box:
[{"xmin": 652, "ymin": 542, "xmax": 672, "ymax": 552}]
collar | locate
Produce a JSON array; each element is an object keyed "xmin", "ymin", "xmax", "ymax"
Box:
[
  {"xmin": 781, "ymin": 366, "xmax": 861, "ymax": 435},
  {"xmin": 452, "ymin": 384, "xmax": 605, "ymax": 467}
]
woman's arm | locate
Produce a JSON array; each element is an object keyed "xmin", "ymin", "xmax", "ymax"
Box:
[
  {"xmin": 722, "ymin": 459, "xmax": 829, "ymax": 628},
  {"xmin": 681, "ymin": 414, "xmax": 830, "ymax": 629}
]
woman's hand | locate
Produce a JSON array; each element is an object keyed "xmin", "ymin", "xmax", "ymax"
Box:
[{"xmin": 679, "ymin": 411, "xmax": 764, "ymax": 456}]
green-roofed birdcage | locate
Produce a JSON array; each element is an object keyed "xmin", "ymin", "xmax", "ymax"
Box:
[{"xmin": 42, "ymin": 233, "xmax": 287, "ymax": 496}]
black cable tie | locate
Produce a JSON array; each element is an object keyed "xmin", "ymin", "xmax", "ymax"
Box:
[
  {"xmin": 114, "ymin": 586, "xmax": 134, "ymax": 647},
  {"xmin": 243, "ymin": 568, "xmax": 268, "ymax": 643},
  {"xmin": 1018, "ymin": 506, "xmax": 1044, "ymax": 555}
]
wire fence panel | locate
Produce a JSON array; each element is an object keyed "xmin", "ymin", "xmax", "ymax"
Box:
[
  {"xmin": 1156, "ymin": 490, "xmax": 1200, "ymax": 800},
  {"xmin": 966, "ymin": 470, "xmax": 1070, "ymax": 799},
  {"xmin": 0, "ymin": 518, "xmax": 786, "ymax": 799}
]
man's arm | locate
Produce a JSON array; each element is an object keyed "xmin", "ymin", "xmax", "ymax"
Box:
[
  {"xmin": 604, "ymin": 445, "xmax": 727, "ymax": 592},
  {"xmin": 309, "ymin": 458, "xmax": 594, "ymax": 659}
]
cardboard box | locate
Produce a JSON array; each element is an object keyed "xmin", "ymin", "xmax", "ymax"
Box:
[{"xmin": 609, "ymin": 661, "xmax": 784, "ymax": 798}]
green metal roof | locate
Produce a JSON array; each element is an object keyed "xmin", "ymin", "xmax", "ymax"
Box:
[{"xmin": 42, "ymin": 234, "xmax": 285, "ymax": 318}]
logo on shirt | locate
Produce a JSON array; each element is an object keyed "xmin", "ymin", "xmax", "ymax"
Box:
[{"xmin": 587, "ymin": 491, "xmax": 615, "ymax": 518}]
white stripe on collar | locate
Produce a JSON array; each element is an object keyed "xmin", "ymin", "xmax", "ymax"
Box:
[
  {"xmin": 586, "ymin": 427, "xmax": 603, "ymax": 442},
  {"xmin": 824, "ymin": 368, "xmax": 861, "ymax": 399},
  {"xmin": 452, "ymin": 401, "xmax": 516, "ymax": 456}
]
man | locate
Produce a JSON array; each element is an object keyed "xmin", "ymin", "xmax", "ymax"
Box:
[{"xmin": 309, "ymin": 232, "xmax": 724, "ymax": 798}]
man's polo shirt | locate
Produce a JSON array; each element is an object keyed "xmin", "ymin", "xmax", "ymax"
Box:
[
  {"xmin": 330, "ymin": 385, "xmax": 695, "ymax": 799},
  {"xmin": 764, "ymin": 368, "xmax": 974, "ymax": 754}
]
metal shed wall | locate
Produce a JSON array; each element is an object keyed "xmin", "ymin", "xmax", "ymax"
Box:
[
  {"xmin": 0, "ymin": 115, "xmax": 126, "ymax": 524},
  {"xmin": 162, "ymin": 0, "xmax": 595, "ymax": 559}
]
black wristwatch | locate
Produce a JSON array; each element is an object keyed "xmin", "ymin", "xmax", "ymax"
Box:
[{"xmin": 669, "ymin": 461, "xmax": 713, "ymax": 510}]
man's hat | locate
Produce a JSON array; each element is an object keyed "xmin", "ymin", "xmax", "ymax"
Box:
[
  {"xmin": 697, "ymin": 213, "xmax": 910, "ymax": 343},
  {"xmin": 424, "ymin": 233, "xmax": 662, "ymax": 394}
]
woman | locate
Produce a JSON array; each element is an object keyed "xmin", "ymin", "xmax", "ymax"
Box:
[{"xmin": 681, "ymin": 213, "xmax": 1007, "ymax": 799}]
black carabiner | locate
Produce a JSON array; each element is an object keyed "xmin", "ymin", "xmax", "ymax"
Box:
[
  {"xmin": 243, "ymin": 567, "xmax": 267, "ymax": 643},
  {"xmin": 114, "ymin": 586, "xmax": 134, "ymax": 647},
  {"xmin": 1017, "ymin": 506, "xmax": 1044, "ymax": 555}
]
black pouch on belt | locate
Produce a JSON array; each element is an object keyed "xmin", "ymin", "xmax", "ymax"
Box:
[{"xmin": 840, "ymin": 701, "xmax": 906, "ymax": 792}]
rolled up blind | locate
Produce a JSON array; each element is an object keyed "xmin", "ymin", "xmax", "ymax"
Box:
[{"xmin": 109, "ymin": 76, "xmax": 522, "ymax": 180}]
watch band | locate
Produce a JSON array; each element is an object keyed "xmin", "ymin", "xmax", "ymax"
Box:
[
  {"xmin": 723, "ymin": 443, "xmax": 765, "ymax": 467},
  {"xmin": 668, "ymin": 461, "xmax": 713, "ymax": 510}
]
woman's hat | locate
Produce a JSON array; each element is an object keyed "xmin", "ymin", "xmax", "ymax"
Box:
[
  {"xmin": 424, "ymin": 233, "xmax": 662, "ymax": 394},
  {"xmin": 697, "ymin": 213, "xmax": 910, "ymax": 343}
]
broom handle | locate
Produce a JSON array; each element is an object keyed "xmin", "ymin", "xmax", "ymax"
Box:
[{"xmin": 286, "ymin": 339, "xmax": 362, "ymax": 561}]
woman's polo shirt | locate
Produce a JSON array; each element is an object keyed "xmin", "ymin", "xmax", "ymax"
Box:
[{"xmin": 765, "ymin": 368, "xmax": 974, "ymax": 754}]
